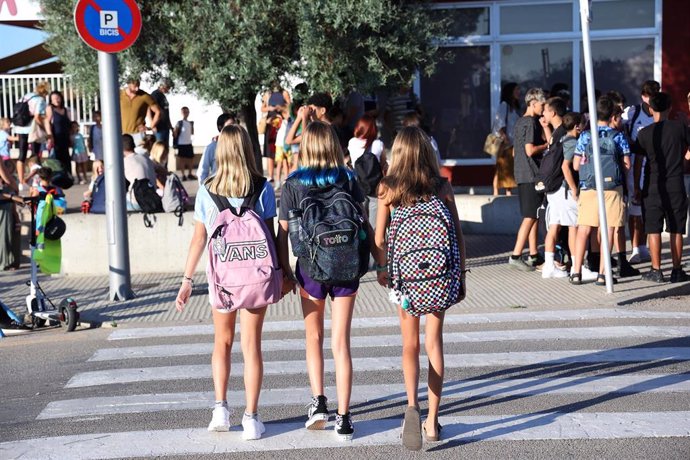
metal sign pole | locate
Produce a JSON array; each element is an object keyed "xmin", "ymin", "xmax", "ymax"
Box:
[
  {"xmin": 579, "ymin": 0, "xmax": 613, "ymax": 293},
  {"xmin": 98, "ymin": 51, "xmax": 135, "ymax": 300}
]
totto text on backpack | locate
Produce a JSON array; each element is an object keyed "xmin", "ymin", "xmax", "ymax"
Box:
[
  {"xmin": 354, "ymin": 150, "xmax": 383, "ymax": 197},
  {"xmin": 535, "ymin": 136, "xmax": 565, "ymax": 193},
  {"xmin": 289, "ymin": 181, "xmax": 369, "ymax": 284},
  {"xmin": 387, "ymin": 195, "xmax": 463, "ymax": 317},
  {"xmin": 162, "ymin": 173, "xmax": 189, "ymax": 225},
  {"xmin": 12, "ymin": 99, "xmax": 33, "ymax": 127},
  {"xmin": 579, "ymin": 130, "xmax": 622, "ymax": 191},
  {"xmin": 206, "ymin": 177, "xmax": 282, "ymax": 312}
]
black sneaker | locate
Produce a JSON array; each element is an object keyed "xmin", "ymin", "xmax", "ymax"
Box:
[
  {"xmin": 527, "ymin": 254, "xmax": 545, "ymax": 270},
  {"xmin": 305, "ymin": 395, "xmax": 329, "ymax": 430},
  {"xmin": 641, "ymin": 269, "xmax": 665, "ymax": 283},
  {"xmin": 670, "ymin": 268, "xmax": 690, "ymax": 283},
  {"xmin": 617, "ymin": 262, "xmax": 640, "ymax": 278},
  {"xmin": 0, "ymin": 321, "xmax": 32, "ymax": 330},
  {"xmin": 334, "ymin": 412, "xmax": 354, "ymax": 441}
]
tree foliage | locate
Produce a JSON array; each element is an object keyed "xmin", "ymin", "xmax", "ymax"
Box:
[{"xmin": 40, "ymin": 0, "xmax": 448, "ymax": 109}]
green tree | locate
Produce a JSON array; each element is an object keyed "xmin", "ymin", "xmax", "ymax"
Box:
[{"xmin": 40, "ymin": 0, "xmax": 448, "ymax": 165}]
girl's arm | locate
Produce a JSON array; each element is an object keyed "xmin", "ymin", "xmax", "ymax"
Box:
[
  {"xmin": 441, "ymin": 181, "xmax": 467, "ymax": 299},
  {"xmin": 175, "ymin": 222, "xmax": 207, "ymax": 311},
  {"xmin": 374, "ymin": 187, "xmax": 391, "ymax": 286},
  {"xmin": 277, "ymin": 220, "xmax": 297, "ymax": 294},
  {"xmin": 285, "ymin": 107, "xmax": 306, "ymax": 145}
]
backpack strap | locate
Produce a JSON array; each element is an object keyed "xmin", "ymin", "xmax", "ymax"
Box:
[
  {"xmin": 207, "ymin": 187, "xmax": 233, "ymax": 214},
  {"xmin": 627, "ymin": 104, "xmax": 641, "ymax": 139}
]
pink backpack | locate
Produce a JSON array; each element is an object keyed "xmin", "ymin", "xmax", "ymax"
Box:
[{"xmin": 206, "ymin": 178, "xmax": 282, "ymax": 312}]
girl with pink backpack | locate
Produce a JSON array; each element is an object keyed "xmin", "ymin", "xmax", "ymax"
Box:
[{"xmin": 175, "ymin": 125, "xmax": 289, "ymax": 440}]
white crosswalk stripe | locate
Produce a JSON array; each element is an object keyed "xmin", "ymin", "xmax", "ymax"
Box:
[{"xmin": 2, "ymin": 307, "xmax": 690, "ymax": 458}]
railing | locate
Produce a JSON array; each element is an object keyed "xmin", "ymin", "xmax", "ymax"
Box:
[{"xmin": 0, "ymin": 73, "xmax": 99, "ymax": 125}]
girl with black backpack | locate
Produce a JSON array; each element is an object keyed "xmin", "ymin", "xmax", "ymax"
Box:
[
  {"xmin": 373, "ymin": 127, "xmax": 466, "ymax": 450},
  {"xmin": 277, "ymin": 120, "xmax": 372, "ymax": 441}
]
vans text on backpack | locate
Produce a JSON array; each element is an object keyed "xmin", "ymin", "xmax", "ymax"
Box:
[
  {"xmin": 579, "ymin": 130, "xmax": 622, "ymax": 191},
  {"xmin": 354, "ymin": 150, "xmax": 383, "ymax": 197},
  {"xmin": 289, "ymin": 181, "xmax": 370, "ymax": 284},
  {"xmin": 206, "ymin": 177, "xmax": 282, "ymax": 312},
  {"xmin": 387, "ymin": 195, "xmax": 463, "ymax": 316}
]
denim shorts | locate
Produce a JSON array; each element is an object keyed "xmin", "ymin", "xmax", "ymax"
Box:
[{"xmin": 295, "ymin": 262, "xmax": 359, "ymax": 300}]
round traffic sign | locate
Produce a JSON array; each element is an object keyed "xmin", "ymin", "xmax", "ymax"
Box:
[{"xmin": 74, "ymin": 0, "xmax": 142, "ymax": 53}]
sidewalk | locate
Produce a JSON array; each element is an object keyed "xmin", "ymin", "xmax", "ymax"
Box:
[{"xmin": 2, "ymin": 234, "xmax": 688, "ymax": 326}]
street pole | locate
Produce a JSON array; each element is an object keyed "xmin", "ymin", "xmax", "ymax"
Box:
[
  {"xmin": 579, "ymin": 0, "xmax": 613, "ymax": 293},
  {"xmin": 98, "ymin": 51, "xmax": 135, "ymax": 301}
]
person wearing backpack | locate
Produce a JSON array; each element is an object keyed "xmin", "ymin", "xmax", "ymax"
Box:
[
  {"xmin": 347, "ymin": 114, "xmax": 387, "ymax": 232},
  {"xmin": 373, "ymin": 126, "xmax": 466, "ymax": 450},
  {"xmin": 122, "ymin": 134, "xmax": 157, "ymax": 211},
  {"xmin": 12, "ymin": 81, "xmax": 50, "ymax": 191},
  {"xmin": 277, "ymin": 121, "xmax": 372, "ymax": 441},
  {"xmin": 176, "ymin": 125, "xmax": 286, "ymax": 440},
  {"xmin": 570, "ymin": 97, "xmax": 633, "ymax": 286}
]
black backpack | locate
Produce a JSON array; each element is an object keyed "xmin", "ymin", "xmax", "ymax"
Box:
[
  {"xmin": 12, "ymin": 99, "xmax": 32, "ymax": 127},
  {"xmin": 535, "ymin": 135, "xmax": 565, "ymax": 193},
  {"xmin": 289, "ymin": 180, "xmax": 369, "ymax": 284},
  {"xmin": 132, "ymin": 179, "xmax": 163, "ymax": 227},
  {"xmin": 354, "ymin": 150, "xmax": 383, "ymax": 197}
]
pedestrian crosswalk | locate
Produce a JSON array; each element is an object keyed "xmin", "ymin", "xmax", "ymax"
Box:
[{"xmin": 2, "ymin": 307, "xmax": 690, "ymax": 458}]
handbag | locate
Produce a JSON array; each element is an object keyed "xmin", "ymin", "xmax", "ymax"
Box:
[
  {"xmin": 484, "ymin": 103, "xmax": 511, "ymax": 157},
  {"xmin": 257, "ymin": 115, "xmax": 268, "ymax": 135},
  {"xmin": 28, "ymin": 120, "xmax": 48, "ymax": 144}
]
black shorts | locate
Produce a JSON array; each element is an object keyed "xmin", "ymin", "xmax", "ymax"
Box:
[
  {"xmin": 17, "ymin": 134, "xmax": 30, "ymax": 161},
  {"xmin": 176, "ymin": 144, "xmax": 194, "ymax": 159},
  {"xmin": 518, "ymin": 183, "xmax": 543, "ymax": 219},
  {"xmin": 643, "ymin": 191, "xmax": 688, "ymax": 234}
]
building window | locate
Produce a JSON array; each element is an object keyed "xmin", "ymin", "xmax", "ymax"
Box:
[
  {"xmin": 589, "ymin": 0, "xmax": 655, "ymax": 30},
  {"xmin": 432, "ymin": 7, "xmax": 490, "ymax": 37},
  {"xmin": 420, "ymin": 46, "xmax": 490, "ymax": 160},
  {"xmin": 500, "ymin": 3, "xmax": 573, "ymax": 34},
  {"xmin": 501, "ymin": 42, "xmax": 573, "ymax": 98}
]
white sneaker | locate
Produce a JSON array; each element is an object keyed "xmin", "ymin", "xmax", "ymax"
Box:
[
  {"xmin": 242, "ymin": 413, "xmax": 266, "ymax": 440},
  {"xmin": 581, "ymin": 266, "xmax": 599, "ymax": 281},
  {"xmin": 208, "ymin": 406, "xmax": 231, "ymax": 432},
  {"xmin": 18, "ymin": 183, "xmax": 25, "ymax": 192}
]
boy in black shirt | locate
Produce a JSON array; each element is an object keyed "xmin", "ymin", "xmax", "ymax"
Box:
[{"xmin": 634, "ymin": 92, "xmax": 690, "ymax": 283}]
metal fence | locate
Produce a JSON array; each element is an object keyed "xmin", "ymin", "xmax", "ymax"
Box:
[{"xmin": 0, "ymin": 73, "xmax": 99, "ymax": 125}]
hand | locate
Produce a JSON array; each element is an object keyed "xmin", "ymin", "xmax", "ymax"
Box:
[
  {"xmin": 152, "ymin": 126, "xmax": 158, "ymax": 133},
  {"xmin": 376, "ymin": 269, "xmax": 388, "ymax": 287},
  {"xmin": 175, "ymin": 282, "xmax": 192, "ymax": 312},
  {"xmin": 297, "ymin": 106, "xmax": 308, "ymax": 120},
  {"xmin": 539, "ymin": 116, "xmax": 549, "ymax": 129},
  {"xmin": 570, "ymin": 187, "xmax": 579, "ymax": 200}
]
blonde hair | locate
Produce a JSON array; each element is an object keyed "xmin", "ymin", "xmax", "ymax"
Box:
[
  {"xmin": 206, "ymin": 125, "xmax": 260, "ymax": 197},
  {"xmin": 35, "ymin": 81, "xmax": 50, "ymax": 97},
  {"xmin": 299, "ymin": 121, "xmax": 345, "ymax": 170},
  {"xmin": 150, "ymin": 141, "xmax": 168, "ymax": 164},
  {"xmin": 380, "ymin": 127, "xmax": 442, "ymax": 207}
]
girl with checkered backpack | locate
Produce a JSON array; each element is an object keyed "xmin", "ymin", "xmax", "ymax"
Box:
[{"xmin": 373, "ymin": 126, "xmax": 466, "ymax": 450}]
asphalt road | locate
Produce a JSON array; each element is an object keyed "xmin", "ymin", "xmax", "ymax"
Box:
[{"xmin": 1, "ymin": 295, "xmax": 690, "ymax": 459}]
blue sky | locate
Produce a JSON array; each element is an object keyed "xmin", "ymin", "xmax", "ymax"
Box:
[{"xmin": 0, "ymin": 25, "xmax": 47, "ymax": 58}]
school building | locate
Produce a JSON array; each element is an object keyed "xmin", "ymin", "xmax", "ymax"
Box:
[{"xmin": 421, "ymin": 0, "xmax": 690, "ymax": 186}]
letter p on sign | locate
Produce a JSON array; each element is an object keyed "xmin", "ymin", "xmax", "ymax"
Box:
[{"xmin": 100, "ymin": 10, "xmax": 118, "ymax": 29}]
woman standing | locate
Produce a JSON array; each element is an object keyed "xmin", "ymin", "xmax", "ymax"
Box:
[
  {"xmin": 492, "ymin": 82, "xmax": 521, "ymax": 196},
  {"xmin": 45, "ymin": 91, "xmax": 72, "ymax": 175},
  {"xmin": 14, "ymin": 81, "xmax": 50, "ymax": 190}
]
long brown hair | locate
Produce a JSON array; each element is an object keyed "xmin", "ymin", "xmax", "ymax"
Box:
[{"xmin": 379, "ymin": 127, "xmax": 442, "ymax": 207}]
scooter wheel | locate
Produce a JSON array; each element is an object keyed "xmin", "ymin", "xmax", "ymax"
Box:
[
  {"xmin": 32, "ymin": 317, "xmax": 46, "ymax": 329},
  {"xmin": 61, "ymin": 298, "xmax": 79, "ymax": 332}
]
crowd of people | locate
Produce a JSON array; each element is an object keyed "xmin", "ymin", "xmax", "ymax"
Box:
[{"xmin": 502, "ymin": 80, "xmax": 690, "ymax": 284}]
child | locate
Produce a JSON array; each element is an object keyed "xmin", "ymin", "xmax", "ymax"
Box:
[
  {"xmin": 31, "ymin": 167, "xmax": 67, "ymax": 219},
  {"xmin": 273, "ymin": 114, "xmax": 291, "ymax": 187},
  {"xmin": 173, "ymin": 107, "xmax": 195, "ymax": 180},
  {"xmin": 24, "ymin": 156, "xmax": 43, "ymax": 191},
  {"xmin": 175, "ymin": 125, "xmax": 284, "ymax": 440},
  {"xmin": 70, "ymin": 122, "xmax": 89, "ymax": 184},
  {"xmin": 1, "ymin": 117, "xmax": 19, "ymax": 170},
  {"xmin": 373, "ymin": 126, "xmax": 466, "ymax": 450},
  {"xmin": 570, "ymin": 97, "xmax": 634, "ymax": 285},
  {"xmin": 277, "ymin": 121, "xmax": 370, "ymax": 441},
  {"xmin": 88, "ymin": 110, "xmax": 103, "ymax": 174}
]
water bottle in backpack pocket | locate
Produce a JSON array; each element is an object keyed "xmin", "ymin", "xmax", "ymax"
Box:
[
  {"xmin": 387, "ymin": 195, "xmax": 463, "ymax": 316},
  {"xmin": 206, "ymin": 179, "xmax": 283, "ymax": 312},
  {"xmin": 290, "ymin": 183, "xmax": 369, "ymax": 284}
]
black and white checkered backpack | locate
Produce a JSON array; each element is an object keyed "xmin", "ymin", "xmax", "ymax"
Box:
[{"xmin": 387, "ymin": 195, "xmax": 463, "ymax": 316}]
